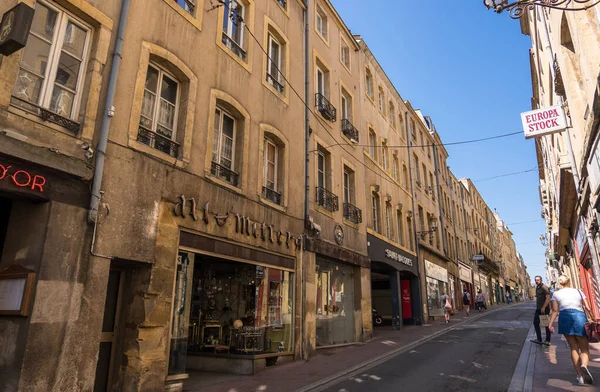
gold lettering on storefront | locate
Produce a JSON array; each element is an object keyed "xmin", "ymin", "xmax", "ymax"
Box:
[{"xmin": 174, "ymin": 195, "xmax": 301, "ymax": 250}]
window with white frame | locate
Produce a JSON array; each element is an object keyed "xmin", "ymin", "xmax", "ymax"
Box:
[
  {"xmin": 12, "ymin": 1, "xmax": 91, "ymax": 123},
  {"xmin": 341, "ymin": 88, "xmax": 352, "ymax": 121},
  {"xmin": 385, "ymin": 202, "xmax": 392, "ymax": 239},
  {"xmin": 402, "ymin": 164, "xmax": 408, "ymax": 188},
  {"xmin": 317, "ymin": 146, "xmax": 330, "ymax": 190},
  {"xmin": 382, "ymin": 141, "xmax": 388, "ymax": 170},
  {"xmin": 176, "ymin": 0, "xmax": 196, "ymax": 15},
  {"xmin": 372, "ymin": 192, "xmax": 381, "ymax": 233},
  {"xmin": 212, "ymin": 106, "xmax": 239, "ymax": 185},
  {"xmin": 222, "ymin": 0, "xmax": 246, "ymax": 59},
  {"xmin": 393, "ymin": 157, "xmax": 399, "ymax": 181},
  {"xmin": 414, "ymin": 154, "xmax": 421, "ymax": 185},
  {"xmin": 341, "ymin": 39, "xmax": 350, "ymax": 69},
  {"xmin": 369, "ymin": 129, "xmax": 376, "ymax": 158},
  {"xmin": 378, "ymin": 87, "xmax": 384, "ymax": 113},
  {"xmin": 422, "ymin": 164, "xmax": 428, "ymax": 189},
  {"xmin": 266, "ymin": 33, "xmax": 284, "ymax": 92},
  {"xmin": 138, "ymin": 63, "xmax": 180, "ymax": 157},
  {"xmin": 397, "ymin": 210, "xmax": 404, "ymax": 246},
  {"xmin": 316, "ymin": 6, "xmax": 328, "ymax": 39},
  {"xmin": 410, "ymin": 120, "xmax": 416, "ymax": 139},
  {"xmin": 263, "ymin": 137, "xmax": 282, "ymax": 204},
  {"xmin": 389, "ymin": 103, "xmax": 396, "ymax": 127},
  {"xmin": 407, "ymin": 215, "xmax": 414, "ymax": 250},
  {"xmin": 343, "ymin": 165, "xmax": 356, "ymax": 205},
  {"xmin": 365, "ymin": 69, "xmax": 373, "ymax": 98},
  {"xmin": 274, "ymin": 0, "xmax": 287, "ymax": 9}
]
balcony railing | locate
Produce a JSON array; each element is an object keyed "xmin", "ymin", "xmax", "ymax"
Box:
[
  {"xmin": 137, "ymin": 127, "xmax": 180, "ymax": 157},
  {"xmin": 343, "ymin": 202, "xmax": 362, "ymax": 224},
  {"xmin": 316, "ymin": 186, "xmax": 339, "ymax": 212},
  {"xmin": 222, "ymin": 33, "xmax": 247, "ymax": 60},
  {"xmin": 341, "ymin": 119, "xmax": 359, "ymax": 142},
  {"xmin": 211, "ymin": 161, "xmax": 240, "ymax": 186},
  {"xmin": 262, "ymin": 186, "xmax": 282, "ymax": 205},
  {"xmin": 11, "ymin": 95, "xmax": 81, "ymax": 134},
  {"xmin": 266, "ymin": 73, "xmax": 285, "ymax": 93},
  {"xmin": 315, "ymin": 93, "xmax": 337, "ymax": 122}
]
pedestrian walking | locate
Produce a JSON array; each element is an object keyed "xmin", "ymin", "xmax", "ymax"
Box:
[
  {"xmin": 531, "ymin": 275, "xmax": 552, "ymax": 346},
  {"xmin": 462, "ymin": 289, "xmax": 471, "ymax": 315},
  {"xmin": 548, "ymin": 275, "xmax": 594, "ymax": 386},
  {"xmin": 475, "ymin": 289, "xmax": 486, "ymax": 312},
  {"xmin": 506, "ymin": 291, "xmax": 512, "ymax": 303},
  {"xmin": 440, "ymin": 291, "xmax": 452, "ymax": 323}
]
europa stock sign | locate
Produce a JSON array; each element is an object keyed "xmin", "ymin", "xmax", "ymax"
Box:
[{"xmin": 521, "ymin": 105, "xmax": 567, "ymax": 139}]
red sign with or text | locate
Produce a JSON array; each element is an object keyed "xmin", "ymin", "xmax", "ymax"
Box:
[{"xmin": 0, "ymin": 163, "xmax": 46, "ymax": 192}]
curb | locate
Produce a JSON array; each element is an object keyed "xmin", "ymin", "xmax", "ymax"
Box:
[
  {"xmin": 296, "ymin": 303, "xmax": 521, "ymax": 392},
  {"xmin": 507, "ymin": 324, "xmax": 536, "ymax": 392}
]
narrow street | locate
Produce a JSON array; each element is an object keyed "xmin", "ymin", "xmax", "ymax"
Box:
[{"xmin": 321, "ymin": 303, "xmax": 533, "ymax": 392}]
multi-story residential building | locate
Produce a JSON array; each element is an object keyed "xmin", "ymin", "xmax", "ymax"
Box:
[
  {"xmin": 520, "ymin": 5, "xmax": 600, "ymax": 316},
  {"xmin": 0, "ymin": 1, "xmax": 119, "ymax": 391},
  {"xmin": 408, "ymin": 108, "xmax": 459, "ymax": 321},
  {"xmin": 358, "ymin": 39, "xmax": 421, "ymax": 327},
  {"xmin": 305, "ymin": 0, "xmax": 372, "ymax": 354}
]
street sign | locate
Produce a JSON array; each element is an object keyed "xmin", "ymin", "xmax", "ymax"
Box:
[
  {"xmin": 473, "ymin": 255, "xmax": 484, "ymax": 261},
  {"xmin": 521, "ymin": 105, "xmax": 567, "ymax": 139}
]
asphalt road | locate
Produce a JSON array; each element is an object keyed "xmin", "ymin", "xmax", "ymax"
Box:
[{"xmin": 320, "ymin": 303, "xmax": 535, "ymax": 392}]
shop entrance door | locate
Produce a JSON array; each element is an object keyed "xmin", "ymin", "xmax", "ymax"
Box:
[{"xmin": 94, "ymin": 269, "xmax": 124, "ymax": 392}]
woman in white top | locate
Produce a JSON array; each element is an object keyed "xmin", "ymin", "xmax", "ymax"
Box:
[{"xmin": 548, "ymin": 275, "xmax": 594, "ymax": 386}]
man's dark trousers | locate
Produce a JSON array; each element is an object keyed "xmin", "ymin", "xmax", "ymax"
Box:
[{"xmin": 533, "ymin": 308, "xmax": 551, "ymax": 343}]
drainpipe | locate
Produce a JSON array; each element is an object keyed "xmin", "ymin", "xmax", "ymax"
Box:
[
  {"xmin": 302, "ymin": 0, "xmax": 309, "ymax": 361},
  {"xmin": 88, "ymin": 0, "xmax": 131, "ymax": 223},
  {"xmin": 406, "ymin": 111, "xmax": 425, "ymax": 325}
]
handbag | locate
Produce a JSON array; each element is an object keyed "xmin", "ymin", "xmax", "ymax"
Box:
[
  {"xmin": 444, "ymin": 298, "xmax": 452, "ymax": 309},
  {"xmin": 539, "ymin": 314, "xmax": 550, "ymax": 328},
  {"xmin": 578, "ymin": 290, "xmax": 600, "ymax": 343}
]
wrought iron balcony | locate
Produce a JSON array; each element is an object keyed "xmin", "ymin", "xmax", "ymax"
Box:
[
  {"xmin": 211, "ymin": 161, "xmax": 240, "ymax": 186},
  {"xmin": 343, "ymin": 202, "xmax": 362, "ymax": 224},
  {"xmin": 222, "ymin": 33, "xmax": 247, "ymax": 60},
  {"xmin": 315, "ymin": 93, "xmax": 337, "ymax": 122},
  {"xmin": 11, "ymin": 95, "xmax": 81, "ymax": 133},
  {"xmin": 137, "ymin": 127, "xmax": 180, "ymax": 157},
  {"xmin": 341, "ymin": 119, "xmax": 359, "ymax": 142},
  {"xmin": 266, "ymin": 73, "xmax": 285, "ymax": 93},
  {"xmin": 316, "ymin": 186, "xmax": 339, "ymax": 212},
  {"xmin": 262, "ymin": 186, "xmax": 282, "ymax": 205}
]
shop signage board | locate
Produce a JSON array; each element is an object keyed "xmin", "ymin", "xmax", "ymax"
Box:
[
  {"xmin": 425, "ymin": 260, "xmax": 448, "ymax": 282},
  {"xmin": 367, "ymin": 234, "xmax": 418, "ymax": 275},
  {"xmin": 521, "ymin": 105, "xmax": 567, "ymax": 139},
  {"xmin": 385, "ymin": 249, "xmax": 413, "ymax": 267},
  {"xmin": 459, "ymin": 264, "xmax": 472, "ymax": 283}
]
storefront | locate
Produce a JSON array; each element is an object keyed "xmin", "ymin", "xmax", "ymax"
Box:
[
  {"xmin": 315, "ymin": 257, "xmax": 357, "ymax": 346},
  {"xmin": 574, "ymin": 218, "xmax": 600, "ymax": 318},
  {"xmin": 478, "ymin": 273, "xmax": 490, "ymax": 304},
  {"xmin": 425, "ymin": 259, "xmax": 449, "ymax": 318},
  {"xmin": 368, "ymin": 234, "xmax": 420, "ymax": 327},
  {"xmin": 459, "ymin": 262, "xmax": 473, "ymax": 309}
]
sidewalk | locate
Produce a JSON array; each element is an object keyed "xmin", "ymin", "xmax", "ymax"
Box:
[
  {"xmin": 509, "ymin": 322, "xmax": 600, "ymax": 391},
  {"xmin": 184, "ymin": 303, "xmax": 511, "ymax": 392}
]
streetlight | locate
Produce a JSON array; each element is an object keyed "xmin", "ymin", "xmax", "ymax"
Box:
[
  {"xmin": 483, "ymin": 0, "xmax": 600, "ymax": 19},
  {"xmin": 418, "ymin": 217, "xmax": 438, "ymax": 240}
]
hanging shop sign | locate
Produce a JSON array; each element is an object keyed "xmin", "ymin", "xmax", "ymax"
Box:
[
  {"xmin": 173, "ymin": 195, "xmax": 302, "ymax": 250},
  {"xmin": 425, "ymin": 260, "xmax": 448, "ymax": 282},
  {"xmin": 0, "ymin": 3, "xmax": 34, "ymax": 56},
  {"xmin": 0, "ymin": 162, "xmax": 47, "ymax": 192},
  {"xmin": 521, "ymin": 105, "xmax": 567, "ymax": 139}
]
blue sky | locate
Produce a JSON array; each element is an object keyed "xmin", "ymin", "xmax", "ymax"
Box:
[{"xmin": 329, "ymin": 0, "xmax": 546, "ymax": 284}]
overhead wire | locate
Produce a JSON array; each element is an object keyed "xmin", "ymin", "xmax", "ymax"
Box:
[{"xmin": 224, "ymin": 11, "xmax": 534, "ymax": 189}]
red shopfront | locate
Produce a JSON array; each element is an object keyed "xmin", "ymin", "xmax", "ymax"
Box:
[{"xmin": 574, "ymin": 218, "xmax": 600, "ymax": 318}]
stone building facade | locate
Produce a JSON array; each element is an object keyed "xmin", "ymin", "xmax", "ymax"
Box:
[
  {"xmin": 0, "ymin": 1, "xmax": 527, "ymax": 391},
  {"xmin": 520, "ymin": 5, "xmax": 600, "ymax": 313}
]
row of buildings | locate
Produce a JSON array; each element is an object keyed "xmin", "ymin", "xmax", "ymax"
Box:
[
  {"xmin": 518, "ymin": 4, "xmax": 600, "ymax": 316},
  {"xmin": 0, "ymin": 1, "xmax": 529, "ymax": 391}
]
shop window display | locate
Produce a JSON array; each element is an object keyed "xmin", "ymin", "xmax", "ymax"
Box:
[
  {"xmin": 426, "ymin": 277, "xmax": 448, "ymax": 317},
  {"xmin": 315, "ymin": 259, "xmax": 356, "ymax": 347},
  {"xmin": 169, "ymin": 252, "xmax": 294, "ymax": 375}
]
